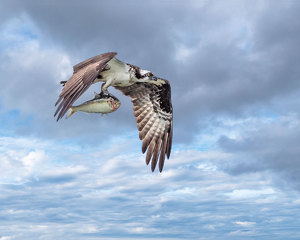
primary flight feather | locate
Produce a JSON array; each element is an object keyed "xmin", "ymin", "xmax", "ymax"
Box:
[{"xmin": 54, "ymin": 52, "xmax": 173, "ymax": 172}]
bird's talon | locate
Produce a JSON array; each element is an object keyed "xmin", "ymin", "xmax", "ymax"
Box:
[{"xmin": 96, "ymin": 91, "xmax": 110, "ymax": 99}]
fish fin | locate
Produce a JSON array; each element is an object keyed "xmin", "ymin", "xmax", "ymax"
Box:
[
  {"xmin": 66, "ymin": 108, "xmax": 75, "ymax": 119},
  {"xmin": 94, "ymin": 92, "xmax": 102, "ymax": 99}
]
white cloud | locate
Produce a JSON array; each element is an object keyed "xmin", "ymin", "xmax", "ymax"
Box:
[
  {"xmin": 76, "ymin": 224, "xmax": 99, "ymax": 234},
  {"xmin": 174, "ymin": 44, "xmax": 196, "ymax": 62},
  {"xmin": 228, "ymin": 229, "xmax": 258, "ymax": 236},
  {"xmin": 225, "ymin": 188, "xmax": 275, "ymax": 200},
  {"xmin": 0, "ymin": 237, "xmax": 13, "ymax": 240},
  {"xmin": 42, "ymin": 165, "xmax": 87, "ymax": 177},
  {"xmin": 21, "ymin": 150, "xmax": 47, "ymax": 172},
  {"xmin": 234, "ymin": 221, "xmax": 256, "ymax": 227}
]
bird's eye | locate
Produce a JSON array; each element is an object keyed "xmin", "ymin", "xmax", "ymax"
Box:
[{"xmin": 147, "ymin": 73, "xmax": 152, "ymax": 77}]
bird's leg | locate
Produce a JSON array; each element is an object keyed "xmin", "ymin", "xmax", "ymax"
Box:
[
  {"xmin": 101, "ymin": 82, "xmax": 110, "ymax": 94},
  {"xmin": 99, "ymin": 80, "xmax": 112, "ymax": 98}
]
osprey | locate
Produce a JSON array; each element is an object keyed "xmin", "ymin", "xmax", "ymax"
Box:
[{"xmin": 54, "ymin": 52, "xmax": 173, "ymax": 172}]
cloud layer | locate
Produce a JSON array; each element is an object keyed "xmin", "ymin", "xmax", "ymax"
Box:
[
  {"xmin": 1, "ymin": 0, "xmax": 300, "ymax": 239},
  {"xmin": 1, "ymin": 135, "xmax": 300, "ymax": 240}
]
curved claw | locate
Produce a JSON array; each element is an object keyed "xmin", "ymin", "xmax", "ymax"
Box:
[
  {"xmin": 94, "ymin": 91, "xmax": 112, "ymax": 99},
  {"xmin": 99, "ymin": 91, "xmax": 110, "ymax": 98}
]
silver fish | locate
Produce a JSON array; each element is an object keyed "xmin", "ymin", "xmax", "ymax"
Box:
[{"xmin": 66, "ymin": 95, "xmax": 121, "ymax": 118}]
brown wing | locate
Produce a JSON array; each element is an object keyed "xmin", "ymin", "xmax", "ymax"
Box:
[
  {"xmin": 54, "ymin": 52, "xmax": 117, "ymax": 121},
  {"xmin": 116, "ymin": 80, "xmax": 173, "ymax": 172}
]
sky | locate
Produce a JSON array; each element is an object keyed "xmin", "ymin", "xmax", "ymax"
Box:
[{"xmin": 0, "ymin": 0, "xmax": 300, "ymax": 239}]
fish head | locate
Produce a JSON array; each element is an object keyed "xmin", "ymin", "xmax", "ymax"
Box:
[{"xmin": 108, "ymin": 96, "xmax": 121, "ymax": 112}]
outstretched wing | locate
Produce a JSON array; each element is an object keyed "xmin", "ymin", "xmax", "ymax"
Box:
[
  {"xmin": 54, "ymin": 52, "xmax": 117, "ymax": 121},
  {"xmin": 116, "ymin": 79, "xmax": 173, "ymax": 172}
]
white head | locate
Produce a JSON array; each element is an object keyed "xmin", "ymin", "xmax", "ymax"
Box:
[
  {"xmin": 128, "ymin": 64, "xmax": 158, "ymax": 82},
  {"xmin": 137, "ymin": 69, "xmax": 157, "ymax": 81}
]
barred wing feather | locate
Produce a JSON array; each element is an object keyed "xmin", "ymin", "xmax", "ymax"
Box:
[
  {"xmin": 116, "ymin": 80, "xmax": 173, "ymax": 172},
  {"xmin": 54, "ymin": 52, "xmax": 117, "ymax": 121}
]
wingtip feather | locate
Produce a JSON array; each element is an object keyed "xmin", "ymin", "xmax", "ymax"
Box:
[
  {"xmin": 158, "ymin": 133, "xmax": 168, "ymax": 172},
  {"xmin": 151, "ymin": 138, "xmax": 162, "ymax": 172}
]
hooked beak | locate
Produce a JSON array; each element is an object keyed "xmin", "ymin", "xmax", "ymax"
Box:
[{"xmin": 149, "ymin": 75, "xmax": 157, "ymax": 81}]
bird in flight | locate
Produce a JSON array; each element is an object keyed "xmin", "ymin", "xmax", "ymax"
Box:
[{"xmin": 54, "ymin": 52, "xmax": 173, "ymax": 172}]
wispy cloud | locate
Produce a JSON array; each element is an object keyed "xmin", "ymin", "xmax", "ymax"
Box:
[{"xmin": 0, "ymin": 133, "xmax": 300, "ymax": 239}]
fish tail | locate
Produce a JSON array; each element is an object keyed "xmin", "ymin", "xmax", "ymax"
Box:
[{"xmin": 66, "ymin": 108, "xmax": 75, "ymax": 119}]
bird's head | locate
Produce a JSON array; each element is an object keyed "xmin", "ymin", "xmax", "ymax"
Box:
[
  {"xmin": 138, "ymin": 69, "xmax": 158, "ymax": 82},
  {"xmin": 128, "ymin": 64, "xmax": 158, "ymax": 82}
]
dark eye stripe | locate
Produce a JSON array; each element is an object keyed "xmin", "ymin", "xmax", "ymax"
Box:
[{"xmin": 141, "ymin": 72, "xmax": 153, "ymax": 78}]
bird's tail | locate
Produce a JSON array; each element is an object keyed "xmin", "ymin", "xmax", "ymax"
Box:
[{"xmin": 66, "ymin": 108, "xmax": 75, "ymax": 119}]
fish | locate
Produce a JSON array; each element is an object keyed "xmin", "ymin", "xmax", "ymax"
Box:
[{"xmin": 66, "ymin": 94, "xmax": 121, "ymax": 118}]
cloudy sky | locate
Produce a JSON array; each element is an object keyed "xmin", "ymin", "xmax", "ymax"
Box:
[{"xmin": 1, "ymin": 0, "xmax": 300, "ymax": 239}]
